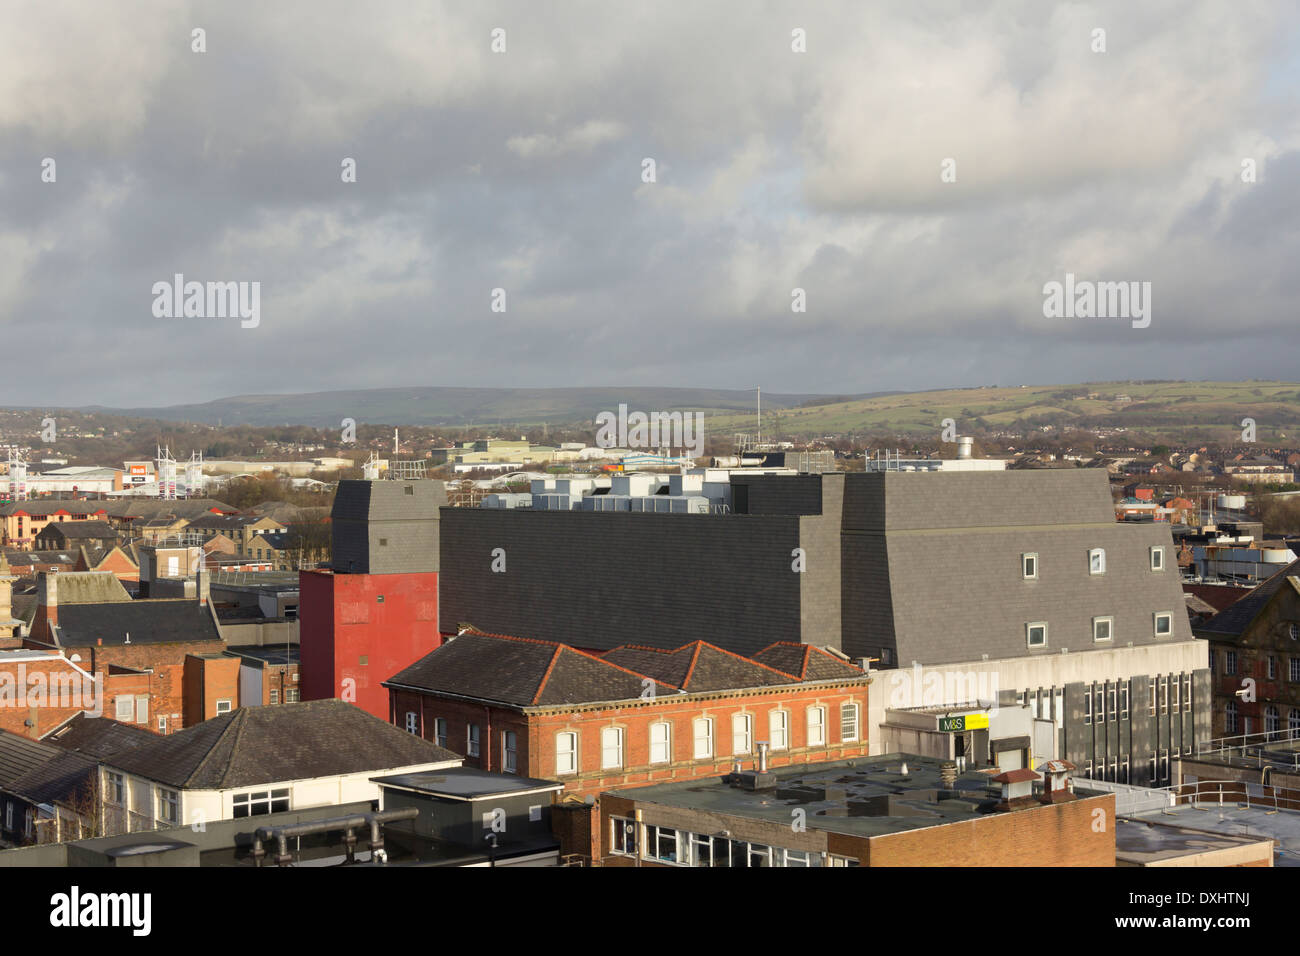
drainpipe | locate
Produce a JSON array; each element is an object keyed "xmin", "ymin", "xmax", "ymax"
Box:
[{"xmin": 484, "ymin": 706, "xmax": 492, "ymax": 771}]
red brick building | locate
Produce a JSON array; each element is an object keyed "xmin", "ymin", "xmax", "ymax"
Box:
[
  {"xmin": 300, "ymin": 569, "xmax": 440, "ymax": 720},
  {"xmin": 386, "ymin": 629, "xmax": 871, "ymax": 862},
  {"xmin": 0, "ymin": 650, "xmax": 154, "ymax": 740}
]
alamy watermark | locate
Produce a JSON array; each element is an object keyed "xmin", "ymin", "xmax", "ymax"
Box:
[
  {"xmin": 595, "ymin": 404, "xmax": 704, "ymax": 458},
  {"xmin": 1042, "ymin": 273, "xmax": 1151, "ymax": 329},
  {"xmin": 0, "ymin": 664, "xmax": 102, "ymax": 716},
  {"xmin": 152, "ymin": 274, "xmax": 260, "ymax": 328},
  {"xmin": 887, "ymin": 663, "xmax": 1000, "ymax": 715}
]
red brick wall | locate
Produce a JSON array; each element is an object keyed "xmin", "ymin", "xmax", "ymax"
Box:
[
  {"xmin": 300, "ymin": 569, "xmax": 442, "ymax": 719},
  {"xmin": 182, "ymin": 654, "xmax": 241, "ymax": 726},
  {"xmin": 0, "ymin": 659, "xmax": 154, "ymax": 738},
  {"xmin": 390, "ymin": 683, "xmax": 870, "ymax": 793}
]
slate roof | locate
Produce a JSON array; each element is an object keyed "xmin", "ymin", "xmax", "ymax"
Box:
[
  {"xmin": 6, "ymin": 750, "xmax": 99, "ymax": 805},
  {"xmin": 0, "ymin": 502, "xmax": 108, "ymax": 518},
  {"xmin": 46, "ymin": 571, "xmax": 132, "ymax": 605},
  {"xmin": 752, "ymin": 642, "xmax": 865, "ymax": 681},
  {"xmin": 601, "ymin": 641, "xmax": 802, "ymax": 692},
  {"xmin": 52, "ymin": 599, "xmax": 222, "ymax": 647},
  {"xmin": 386, "ymin": 631, "xmax": 655, "ymax": 706},
  {"xmin": 1194, "ymin": 560, "xmax": 1300, "ymax": 638},
  {"xmin": 187, "ymin": 514, "xmax": 283, "ymax": 531},
  {"xmin": 106, "ymin": 699, "xmax": 460, "ymax": 790},
  {"xmin": 103, "ymin": 499, "xmax": 237, "ymax": 520},
  {"xmin": 0, "ymin": 731, "xmax": 62, "ymax": 789},
  {"xmin": 42, "ymin": 714, "xmax": 158, "ymax": 759},
  {"xmin": 37, "ymin": 521, "xmax": 118, "ymax": 541}
]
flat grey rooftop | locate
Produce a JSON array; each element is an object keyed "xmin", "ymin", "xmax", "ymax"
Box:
[
  {"xmin": 1127, "ymin": 803, "xmax": 1300, "ymax": 865},
  {"xmin": 606, "ymin": 754, "xmax": 1026, "ymax": 839},
  {"xmin": 1115, "ymin": 817, "xmax": 1273, "ymax": 864},
  {"xmin": 372, "ymin": 767, "xmax": 563, "ymax": 800}
]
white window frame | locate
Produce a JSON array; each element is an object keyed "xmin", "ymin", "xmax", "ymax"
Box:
[
  {"xmin": 807, "ymin": 706, "xmax": 826, "ymax": 747},
  {"xmin": 1092, "ymin": 616, "xmax": 1114, "ymax": 643},
  {"xmin": 405, "ymin": 711, "xmax": 418, "ymax": 734},
  {"xmin": 610, "ymin": 817, "xmax": 637, "ymax": 856},
  {"xmin": 1154, "ymin": 611, "xmax": 1173, "ymax": 638},
  {"xmin": 732, "ymin": 713, "xmax": 752, "ymax": 754},
  {"xmin": 649, "ymin": 721, "xmax": 672, "ymax": 764},
  {"xmin": 502, "ymin": 731, "xmax": 518, "ymax": 773},
  {"xmin": 106, "ymin": 771, "xmax": 124, "ymax": 805},
  {"xmin": 434, "ymin": 717, "xmax": 448, "ymax": 748},
  {"xmin": 840, "ymin": 703, "xmax": 860, "ymax": 742},
  {"xmin": 1150, "ymin": 546, "xmax": 1165, "ymax": 571},
  {"xmin": 114, "ymin": 697, "xmax": 134, "ymax": 722},
  {"xmin": 770, "ymin": 710, "xmax": 789, "ymax": 751},
  {"xmin": 1089, "ymin": 548, "xmax": 1106, "ymax": 575},
  {"xmin": 232, "ymin": 787, "xmax": 290, "ymax": 818},
  {"xmin": 215, "ymin": 699, "xmax": 232, "ymax": 715},
  {"xmin": 692, "ymin": 718, "xmax": 713, "ymax": 759},
  {"xmin": 1022, "ymin": 552, "xmax": 1038, "ymax": 580},
  {"xmin": 555, "ymin": 731, "xmax": 578, "ymax": 776},
  {"xmin": 467, "ymin": 723, "xmax": 481, "ymax": 757},
  {"xmin": 600, "ymin": 726, "xmax": 623, "ymax": 769},
  {"xmin": 1026, "ymin": 621, "xmax": 1048, "ymax": 648},
  {"xmin": 157, "ymin": 788, "xmax": 179, "ymax": 825}
]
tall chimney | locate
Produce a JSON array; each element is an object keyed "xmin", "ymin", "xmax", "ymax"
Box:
[{"xmin": 33, "ymin": 571, "xmax": 59, "ymax": 641}]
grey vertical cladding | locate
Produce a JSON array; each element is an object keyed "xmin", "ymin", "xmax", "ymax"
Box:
[
  {"xmin": 439, "ymin": 510, "xmax": 803, "ymax": 655},
  {"xmin": 737, "ymin": 475, "xmax": 824, "ymax": 515},
  {"xmin": 1064, "ymin": 682, "xmax": 1089, "ymax": 767},
  {"xmin": 1193, "ymin": 669, "xmax": 1212, "ymax": 746},
  {"xmin": 331, "ymin": 479, "xmax": 444, "ymax": 574},
  {"xmin": 1130, "ymin": 675, "xmax": 1152, "ymax": 784},
  {"xmin": 799, "ymin": 475, "xmax": 843, "ymax": 651}
]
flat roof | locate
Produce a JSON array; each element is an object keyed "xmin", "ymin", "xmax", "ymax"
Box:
[
  {"xmin": 1115, "ymin": 817, "xmax": 1273, "ymax": 864},
  {"xmin": 227, "ymin": 645, "xmax": 299, "ymax": 665},
  {"xmin": 1126, "ymin": 804, "xmax": 1298, "ymax": 865},
  {"xmin": 372, "ymin": 767, "xmax": 563, "ymax": 801},
  {"xmin": 605, "ymin": 754, "xmax": 1035, "ymax": 839}
]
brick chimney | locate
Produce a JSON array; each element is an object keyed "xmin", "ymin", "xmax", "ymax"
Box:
[{"xmin": 34, "ymin": 570, "xmax": 58, "ymax": 642}]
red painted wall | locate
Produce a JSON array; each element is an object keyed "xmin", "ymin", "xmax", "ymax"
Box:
[{"xmin": 299, "ymin": 569, "xmax": 442, "ymax": 720}]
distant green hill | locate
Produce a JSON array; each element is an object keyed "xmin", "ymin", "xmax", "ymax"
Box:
[{"xmin": 77, "ymin": 386, "xmax": 900, "ymax": 428}]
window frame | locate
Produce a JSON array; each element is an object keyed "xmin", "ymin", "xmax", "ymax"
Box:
[
  {"xmin": 840, "ymin": 703, "xmax": 860, "ymax": 743},
  {"xmin": 555, "ymin": 731, "xmax": 578, "ymax": 776},
  {"xmin": 692, "ymin": 718, "xmax": 713, "ymax": 760},
  {"xmin": 649, "ymin": 721, "xmax": 672, "ymax": 764},
  {"xmin": 807, "ymin": 706, "xmax": 826, "ymax": 747},
  {"xmin": 600, "ymin": 726, "xmax": 623, "ymax": 769},
  {"xmin": 1022, "ymin": 552, "xmax": 1038, "ymax": 580},
  {"xmin": 1092, "ymin": 615, "xmax": 1114, "ymax": 643},
  {"xmin": 732, "ymin": 713, "xmax": 752, "ymax": 754},
  {"xmin": 1153, "ymin": 611, "xmax": 1173, "ymax": 638},
  {"xmin": 769, "ymin": 710, "xmax": 790, "ymax": 751},
  {"xmin": 1088, "ymin": 548, "xmax": 1106, "ymax": 575},
  {"xmin": 1026, "ymin": 621, "xmax": 1048, "ymax": 648},
  {"xmin": 467, "ymin": 723, "xmax": 481, "ymax": 757},
  {"xmin": 1150, "ymin": 546, "xmax": 1165, "ymax": 572}
]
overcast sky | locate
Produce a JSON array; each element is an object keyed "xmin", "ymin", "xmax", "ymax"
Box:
[{"xmin": 2, "ymin": 1, "xmax": 1298, "ymax": 409}]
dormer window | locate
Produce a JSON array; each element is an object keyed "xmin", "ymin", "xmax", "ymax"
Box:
[
  {"xmin": 1150, "ymin": 547, "xmax": 1164, "ymax": 572},
  {"xmin": 1088, "ymin": 549, "xmax": 1106, "ymax": 575},
  {"xmin": 1022, "ymin": 553, "xmax": 1038, "ymax": 580}
]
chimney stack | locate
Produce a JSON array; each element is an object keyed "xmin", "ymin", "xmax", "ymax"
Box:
[{"xmin": 35, "ymin": 570, "xmax": 58, "ymax": 639}]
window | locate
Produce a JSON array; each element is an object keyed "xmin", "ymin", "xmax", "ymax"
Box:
[
  {"xmin": 107, "ymin": 772, "xmax": 124, "ymax": 805},
  {"xmin": 434, "ymin": 718, "xmax": 448, "ymax": 748},
  {"xmin": 285, "ymin": 689, "xmax": 299, "ymax": 703},
  {"xmin": 692, "ymin": 718, "xmax": 713, "ymax": 759},
  {"xmin": 1089, "ymin": 548, "xmax": 1106, "ymax": 574},
  {"xmin": 1026, "ymin": 622, "xmax": 1048, "ymax": 648},
  {"xmin": 215, "ymin": 699, "xmax": 232, "ymax": 715},
  {"xmin": 1148, "ymin": 678, "xmax": 1156, "ymax": 716},
  {"xmin": 1171, "ymin": 676, "xmax": 1179, "ymax": 711},
  {"xmin": 732, "ymin": 714, "xmax": 752, "ymax": 754},
  {"xmin": 610, "ymin": 817, "xmax": 637, "ymax": 856},
  {"xmin": 1108, "ymin": 684, "xmax": 1117, "ymax": 722},
  {"xmin": 644, "ymin": 825, "xmax": 682, "ymax": 864},
  {"xmin": 114, "ymin": 697, "xmax": 134, "ymax": 722},
  {"xmin": 232, "ymin": 788, "xmax": 290, "ymax": 818},
  {"xmin": 157, "ymin": 788, "xmax": 179, "ymax": 825},
  {"xmin": 502, "ymin": 731, "xmax": 518, "ymax": 773},
  {"xmin": 807, "ymin": 707, "xmax": 826, "ymax": 747},
  {"xmin": 1160, "ymin": 676, "xmax": 1169, "ymax": 714},
  {"xmin": 1093, "ymin": 616, "xmax": 1114, "ymax": 643},
  {"xmin": 770, "ymin": 711, "xmax": 789, "ymax": 751},
  {"xmin": 1183, "ymin": 675, "xmax": 1191, "ymax": 712},
  {"xmin": 1291, "ymin": 623, "xmax": 1299, "ymax": 641},
  {"xmin": 1269, "ymin": 656, "xmax": 1278, "ymax": 680},
  {"xmin": 556, "ymin": 732, "xmax": 578, "ymax": 775},
  {"xmin": 1150, "ymin": 546, "xmax": 1164, "ymax": 571},
  {"xmin": 1154, "ymin": 612, "xmax": 1172, "ymax": 638},
  {"xmin": 468, "ymin": 724, "xmax": 481, "ymax": 757},
  {"xmin": 1120, "ymin": 683, "xmax": 1129, "ymax": 720},
  {"xmin": 1225, "ymin": 651, "xmax": 1237, "ymax": 676},
  {"xmin": 269, "ymin": 689, "xmax": 279, "ymax": 705},
  {"xmin": 1290, "ymin": 709, "xmax": 1300, "ymax": 734},
  {"xmin": 157, "ymin": 716, "xmax": 167, "ymax": 734},
  {"xmin": 649, "ymin": 721, "xmax": 671, "ymax": 764},
  {"xmin": 1292, "ymin": 658, "xmax": 1300, "ymax": 684},
  {"xmin": 1084, "ymin": 687, "xmax": 1092, "ymax": 725},
  {"xmin": 600, "ymin": 727, "xmax": 623, "ymax": 769},
  {"xmin": 1022, "ymin": 553, "xmax": 1038, "ymax": 580},
  {"xmin": 840, "ymin": 703, "xmax": 859, "ymax": 742},
  {"xmin": 405, "ymin": 711, "xmax": 418, "ymax": 734},
  {"xmin": 1226, "ymin": 700, "xmax": 1238, "ymax": 734},
  {"xmin": 135, "ymin": 696, "xmax": 148, "ymax": 724},
  {"xmin": 1266, "ymin": 705, "xmax": 1281, "ymax": 739}
]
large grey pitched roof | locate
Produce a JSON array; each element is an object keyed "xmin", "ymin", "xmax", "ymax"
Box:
[
  {"xmin": 1194, "ymin": 560, "xmax": 1300, "ymax": 638},
  {"xmin": 53, "ymin": 599, "xmax": 222, "ymax": 647},
  {"xmin": 37, "ymin": 520, "xmax": 118, "ymax": 540},
  {"xmin": 42, "ymin": 714, "xmax": 158, "ymax": 759},
  {"xmin": 105, "ymin": 699, "xmax": 460, "ymax": 790},
  {"xmin": 103, "ymin": 499, "xmax": 237, "ymax": 520},
  {"xmin": 601, "ymin": 641, "xmax": 801, "ymax": 692},
  {"xmin": 751, "ymin": 642, "xmax": 865, "ymax": 681},
  {"xmin": 0, "ymin": 731, "xmax": 62, "ymax": 789},
  {"xmin": 386, "ymin": 631, "xmax": 651, "ymax": 706},
  {"xmin": 0, "ymin": 502, "xmax": 108, "ymax": 518},
  {"xmin": 5, "ymin": 750, "xmax": 98, "ymax": 806}
]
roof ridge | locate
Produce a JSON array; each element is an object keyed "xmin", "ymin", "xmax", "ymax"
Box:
[
  {"xmin": 530, "ymin": 644, "xmax": 566, "ymax": 705},
  {"xmin": 803, "ymin": 645, "xmax": 864, "ymax": 673},
  {"xmin": 185, "ymin": 710, "xmax": 244, "ymax": 788},
  {"xmin": 692, "ymin": 640, "xmax": 803, "ymax": 681},
  {"xmin": 680, "ymin": 643, "xmax": 704, "ymax": 687}
]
